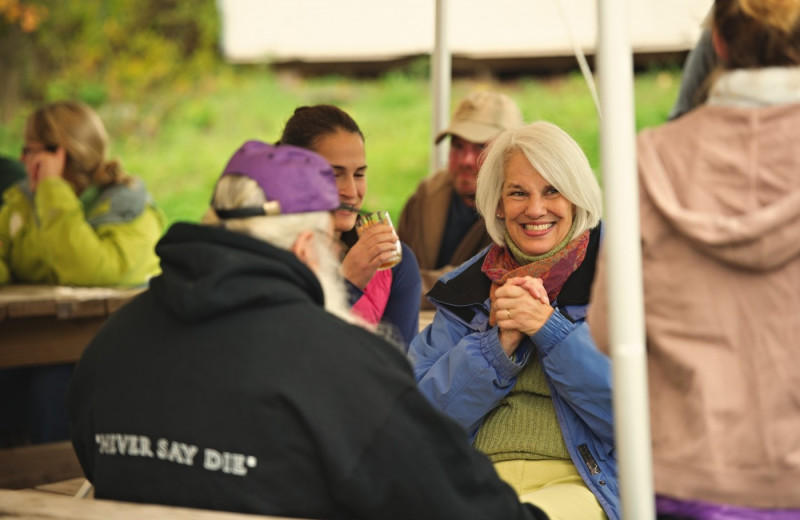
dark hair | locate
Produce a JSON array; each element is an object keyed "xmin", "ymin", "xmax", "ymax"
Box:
[
  {"xmin": 278, "ymin": 105, "xmax": 364, "ymax": 151},
  {"xmin": 714, "ymin": 0, "xmax": 800, "ymax": 68}
]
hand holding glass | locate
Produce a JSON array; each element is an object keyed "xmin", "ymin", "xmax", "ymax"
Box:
[{"xmin": 355, "ymin": 210, "xmax": 402, "ymax": 270}]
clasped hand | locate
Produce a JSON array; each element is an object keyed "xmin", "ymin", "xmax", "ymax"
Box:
[
  {"xmin": 340, "ymin": 222, "xmax": 399, "ymax": 289},
  {"xmin": 494, "ymin": 276, "xmax": 554, "ymax": 357}
]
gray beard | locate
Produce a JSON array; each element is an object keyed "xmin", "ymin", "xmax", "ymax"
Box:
[{"xmin": 312, "ymin": 240, "xmax": 355, "ymax": 323}]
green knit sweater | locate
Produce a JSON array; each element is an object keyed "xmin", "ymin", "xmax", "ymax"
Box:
[{"xmin": 472, "ymin": 351, "xmax": 570, "ymax": 462}]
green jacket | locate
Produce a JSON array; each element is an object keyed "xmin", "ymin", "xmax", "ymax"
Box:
[{"xmin": 0, "ymin": 176, "xmax": 165, "ymax": 287}]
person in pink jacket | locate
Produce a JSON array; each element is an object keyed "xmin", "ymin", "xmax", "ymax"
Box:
[
  {"xmin": 278, "ymin": 105, "xmax": 421, "ymax": 347},
  {"xmin": 588, "ymin": 1, "xmax": 800, "ymax": 518}
]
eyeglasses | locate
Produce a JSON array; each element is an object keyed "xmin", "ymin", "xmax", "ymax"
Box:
[{"xmin": 21, "ymin": 144, "xmax": 58, "ymax": 156}]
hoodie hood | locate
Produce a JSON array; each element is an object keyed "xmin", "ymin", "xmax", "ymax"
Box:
[
  {"xmin": 636, "ymin": 102, "xmax": 800, "ymax": 272},
  {"xmin": 149, "ymin": 223, "xmax": 325, "ymax": 321}
]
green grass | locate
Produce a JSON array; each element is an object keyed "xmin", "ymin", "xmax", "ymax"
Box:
[{"xmin": 0, "ymin": 66, "xmax": 681, "ymax": 228}]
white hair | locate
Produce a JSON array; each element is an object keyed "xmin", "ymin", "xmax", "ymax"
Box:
[
  {"xmin": 475, "ymin": 121, "xmax": 602, "ymax": 245},
  {"xmin": 203, "ymin": 174, "xmax": 353, "ymax": 321}
]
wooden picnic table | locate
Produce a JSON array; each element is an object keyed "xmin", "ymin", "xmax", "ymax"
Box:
[
  {"xmin": 0, "ymin": 284, "xmax": 144, "ymax": 369},
  {"xmin": 0, "ymin": 285, "xmax": 434, "ymax": 368}
]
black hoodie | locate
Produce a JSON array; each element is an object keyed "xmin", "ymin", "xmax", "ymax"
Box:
[{"xmin": 68, "ymin": 222, "xmax": 548, "ymax": 520}]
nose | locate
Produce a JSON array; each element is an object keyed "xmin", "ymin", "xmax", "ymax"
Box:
[
  {"xmin": 337, "ymin": 175, "xmax": 358, "ymax": 201},
  {"xmin": 457, "ymin": 147, "xmax": 480, "ymax": 170},
  {"xmin": 525, "ymin": 194, "xmax": 546, "ymax": 218}
]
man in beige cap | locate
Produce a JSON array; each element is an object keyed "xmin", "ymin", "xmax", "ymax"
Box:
[{"xmin": 398, "ymin": 91, "xmax": 523, "ymax": 308}]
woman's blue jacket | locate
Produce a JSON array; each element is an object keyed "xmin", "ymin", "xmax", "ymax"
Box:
[{"xmin": 408, "ymin": 225, "xmax": 619, "ymax": 520}]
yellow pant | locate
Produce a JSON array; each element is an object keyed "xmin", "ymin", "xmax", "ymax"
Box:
[{"xmin": 493, "ymin": 459, "xmax": 608, "ymax": 520}]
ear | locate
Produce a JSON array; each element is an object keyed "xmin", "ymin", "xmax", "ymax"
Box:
[
  {"xmin": 290, "ymin": 230, "xmax": 317, "ymax": 269},
  {"xmin": 496, "ymin": 203, "xmax": 505, "ymax": 219},
  {"xmin": 711, "ymin": 27, "xmax": 729, "ymax": 62}
]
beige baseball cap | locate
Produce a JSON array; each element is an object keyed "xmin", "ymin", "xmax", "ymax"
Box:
[{"xmin": 435, "ymin": 91, "xmax": 524, "ymax": 144}]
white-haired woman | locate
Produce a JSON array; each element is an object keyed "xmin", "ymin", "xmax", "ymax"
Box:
[{"xmin": 409, "ymin": 121, "xmax": 617, "ymax": 520}]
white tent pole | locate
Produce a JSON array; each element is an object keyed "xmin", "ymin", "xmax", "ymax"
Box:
[
  {"xmin": 431, "ymin": 0, "xmax": 451, "ymax": 173},
  {"xmin": 553, "ymin": 0, "xmax": 602, "ymax": 121},
  {"xmin": 596, "ymin": 0, "xmax": 655, "ymax": 519}
]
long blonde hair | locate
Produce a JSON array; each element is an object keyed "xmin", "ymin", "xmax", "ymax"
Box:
[{"xmin": 24, "ymin": 101, "xmax": 129, "ymax": 193}]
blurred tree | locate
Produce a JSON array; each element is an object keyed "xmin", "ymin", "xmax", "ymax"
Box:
[
  {"xmin": 0, "ymin": 0, "xmax": 47, "ymax": 120},
  {"xmin": 0, "ymin": 0, "xmax": 221, "ymax": 122}
]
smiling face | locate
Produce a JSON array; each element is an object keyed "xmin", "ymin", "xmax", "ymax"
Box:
[
  {"xmin": 497, "ymin": 149, "xmax": 574, "ymax": 256},
  {"xmin": 311, "ymin": 129, "xmax": 367, "ymax": 232}
]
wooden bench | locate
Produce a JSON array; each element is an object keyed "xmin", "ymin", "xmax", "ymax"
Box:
[
  {"xmin": 34, "ymin": 476, "xmax": 92, "ymax": 497},
  {"xmin": 0, "ymin": 489, "xmax": 307, "ymax": 520},
  {"xmin": 0, "ymin": 441, "xmax": 84, "ymax": 490}
]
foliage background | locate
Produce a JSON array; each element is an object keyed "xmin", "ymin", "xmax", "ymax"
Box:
[{"xmin": 0, "ymin": 1, "xmax": 682, "ymax": 227}]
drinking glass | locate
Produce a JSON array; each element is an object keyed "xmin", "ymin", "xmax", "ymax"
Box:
[{"xmin": 355, "ymin": 210, "xmax": 403, "ymax": 270}]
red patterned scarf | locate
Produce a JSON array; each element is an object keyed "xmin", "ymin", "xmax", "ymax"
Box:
[{"xmin": 482, "ymin": 230, "xmax": 590, "ymax": 326}]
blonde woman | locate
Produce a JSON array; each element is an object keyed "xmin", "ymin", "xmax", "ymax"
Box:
[
  {"xmin": 0, "ymin": 100, "xmax": 164, "ymax": 445},
  {"xmin": 1, "ymin": 100, "xmax": 164, "ymax": 286}
]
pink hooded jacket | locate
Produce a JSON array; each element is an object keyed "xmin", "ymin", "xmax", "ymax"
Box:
[{"xmin": 589, "ymin": 68, "xmax": 800, "ymax": 509}]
